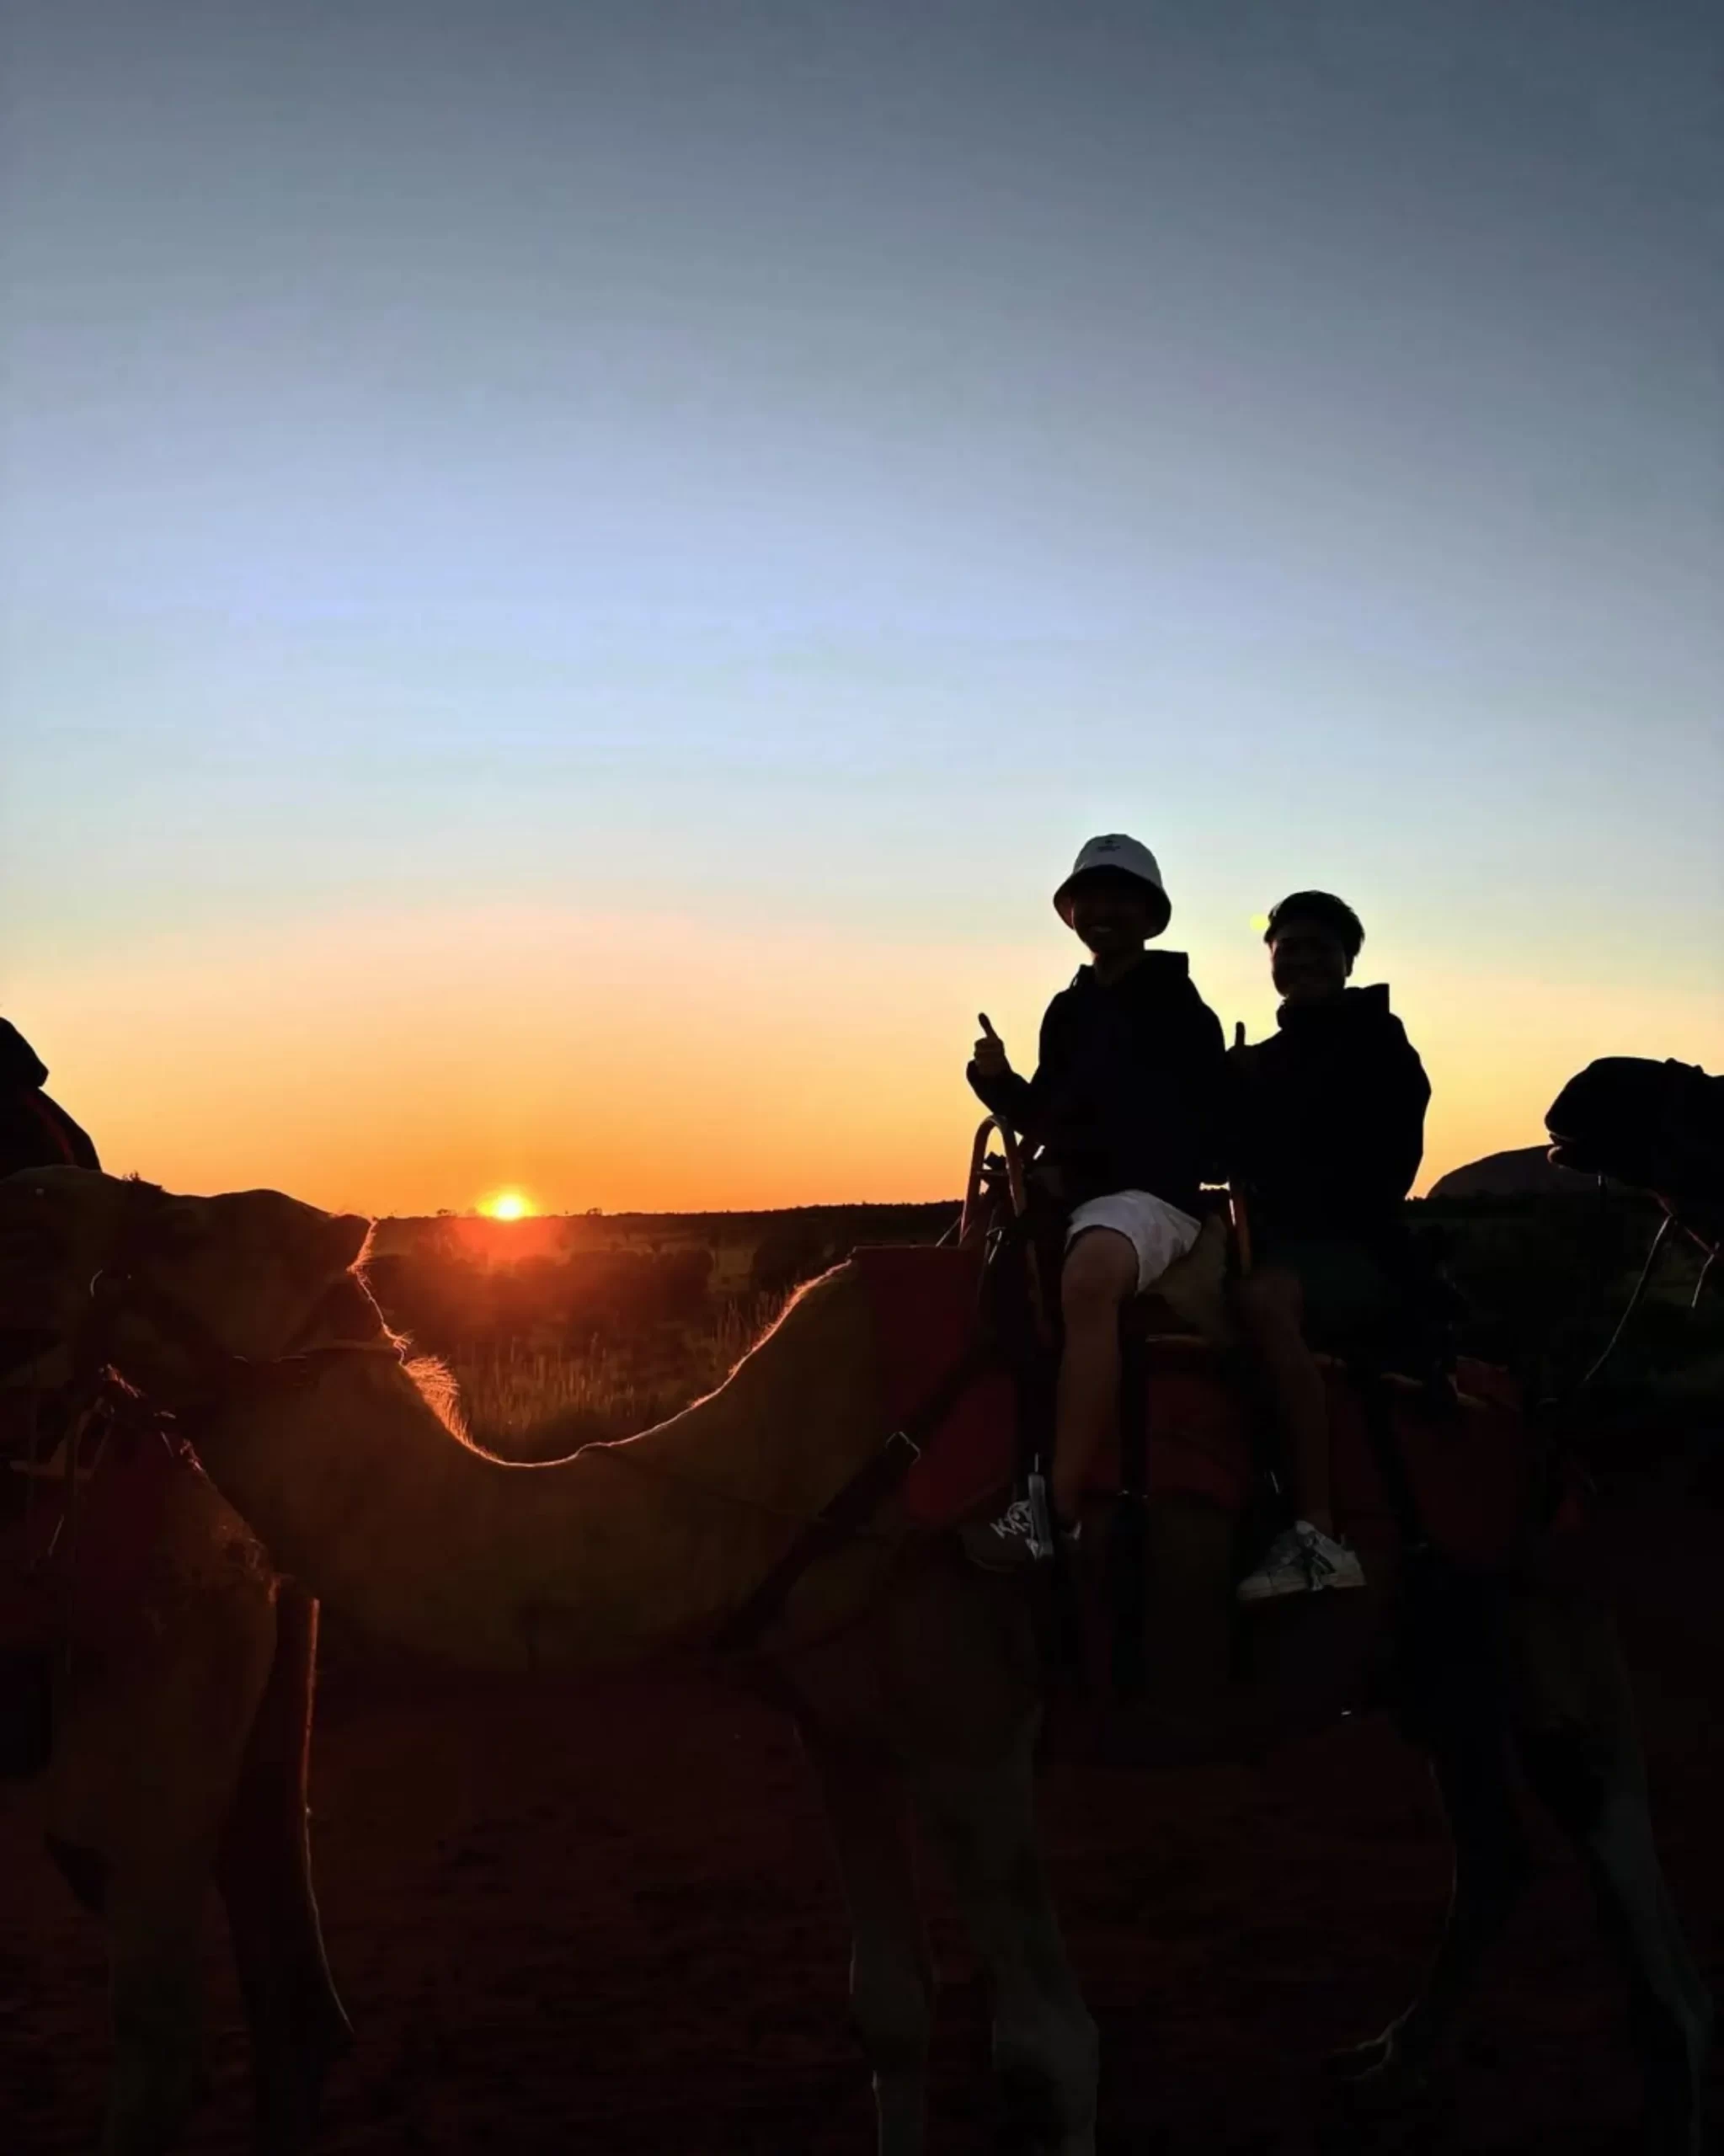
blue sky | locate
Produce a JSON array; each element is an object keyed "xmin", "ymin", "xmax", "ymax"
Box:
[{"xmin": 3, "ymin": 0, "xmax": 1719, "ymax": 1207}]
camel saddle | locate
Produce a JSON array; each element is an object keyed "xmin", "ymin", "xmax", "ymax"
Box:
[
  {"xmin": 850, "ymin": 1241, "xmax": 1568, "ymax": 1577},
  {"xmin": 0, "ymin": 1385, "xmax": 187, "ymax": 1660}
]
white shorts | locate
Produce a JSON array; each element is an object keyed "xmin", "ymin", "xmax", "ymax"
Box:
[{"xmin": 1065, "ymin": 1189, "xmax": 1202, "ymax": 1295}]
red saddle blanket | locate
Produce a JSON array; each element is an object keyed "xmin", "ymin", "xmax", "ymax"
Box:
[
  {"xmin": 854, "ymin": 1245, "xmax": 1547, "ymax": 1573},
  {"xmin": 0, "ymin": 1417, "xmax": 189, "ymax": 1654}
]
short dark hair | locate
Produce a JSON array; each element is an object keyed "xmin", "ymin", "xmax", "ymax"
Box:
[{"xmin": 1264, "ymin": 890, "xmax": 1364, "ymax": 959}]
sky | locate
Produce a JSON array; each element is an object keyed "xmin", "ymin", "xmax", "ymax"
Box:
[{"xmin": 3, "ymin": 0, "xmax": 1720, "ymax": 1214}]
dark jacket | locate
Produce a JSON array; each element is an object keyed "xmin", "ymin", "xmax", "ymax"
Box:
[
  {"xmin": 968, "ymin": 953, "xmax": 1227, "ymax": 1215},
  {"xmin": 0, "ymin": 1020, "xmax": 100, "ymax": 1175},
  {"xmin": 1230, "ymin": 985, "xmax": 1428, "ymax": 1247}
]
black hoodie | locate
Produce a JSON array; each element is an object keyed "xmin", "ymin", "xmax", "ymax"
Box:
[
  {"xmin": 0, "ymin": 1020, "xmax": 100, "ymax": 1174},
  {"xmin": 968, "ymin": 951, "xmax": 1226, "ymax": 1214},
  {"xmin": 1230, "ymin": 985, "xmax": 1428, "ymax": 1247}
]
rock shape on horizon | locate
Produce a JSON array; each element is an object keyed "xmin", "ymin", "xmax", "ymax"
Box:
[{"xmin": 1428, "ymin": 1145, "xmax": 1612, "ymax": 1201}]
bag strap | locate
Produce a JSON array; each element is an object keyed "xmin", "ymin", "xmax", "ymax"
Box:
[{"xmin": 716, "ymin": 1337, "xmax": 996, "ymax": 1656}]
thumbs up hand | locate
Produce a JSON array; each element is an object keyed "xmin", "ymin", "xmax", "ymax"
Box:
[
  {"xmin": 1233, "ymin": 1021, "xmax": 1246, "ymax": 1052},
  {"xmin": 971, "ymin": 1012, "xmax": 1011, "ymax": 1081}
]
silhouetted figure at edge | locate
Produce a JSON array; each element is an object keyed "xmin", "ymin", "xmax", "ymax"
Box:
[
  {"xmin": 961, "ymin": 835, "xmax": 1227, "ymax": 1568},
  {"xmin": 1229, "ymin": 892, "xmax": 1429, "ymax": 1602},
  {"xmin": 0, "ymin": 1023, "xmax": 99, "ymax": 1756},
  {"xmin": 0, "ymin": 1018, "xmax": 99, "ymax": 1175}
]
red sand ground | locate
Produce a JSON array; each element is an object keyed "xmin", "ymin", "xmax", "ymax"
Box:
[{"xmin": 3, "ymin": 1483, "xmax": 1720, "ymax": 2154}]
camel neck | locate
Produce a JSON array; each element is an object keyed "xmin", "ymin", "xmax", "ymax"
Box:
[{"xmin": 181, "ymin": 1267, "xmax": 889, "ymax": 1673}]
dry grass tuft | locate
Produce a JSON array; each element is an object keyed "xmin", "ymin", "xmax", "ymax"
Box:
[{"xmin": 454, "ymin": 1292, "xmax": 787, "ymax": 1460}]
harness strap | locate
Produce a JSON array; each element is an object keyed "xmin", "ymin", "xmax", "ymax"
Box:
[
  {"xmin": 1351, "ymin": 1364, "xmax": 1432, "ymax": 1562},
  {"xmin": 72, "ymin": 1183, "xmax": 398, "ymax": 1412},
  {"xmin": 89, "ymin": 1271, "xmax": 254, "ymax": 1381},
  {"xmin": 716, "ymin": 1337, "xmax": 995, "ymax": 1656},
  {"xmin": 1108, "ymin": 1323, "xmax": 1152, "ymax": 1699}
]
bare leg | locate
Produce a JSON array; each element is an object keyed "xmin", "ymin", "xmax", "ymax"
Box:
[
  {"xmin": 1236, "ymin": 1267, "xmax": 1336, "ymax": 1534},
  {"xmin": 1052, "ymin": 1229, "xmax": 1139, "ymax": 1524},
  {"xmin": 914, "ymin": 1725, "xmax": 1097, "ymax": 2155},
  {"xmin": 216, "ymin": 1588, "xmax": 351, "ymax": 2155},
  {"xmin": 1509, "ymin": 1588, "xmax": 1713, "ymax": 2154},
  {"xmin": 800, "ymin": 1722, "xmax": 934, "ymax": 2156}
]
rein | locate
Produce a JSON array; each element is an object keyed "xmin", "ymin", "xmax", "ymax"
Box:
[{"xmin": 66, "ymin": 1182, "xmax": 400, "ymax": 1428}]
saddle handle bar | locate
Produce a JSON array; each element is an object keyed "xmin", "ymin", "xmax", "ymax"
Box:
[
  {"xmin": 960, "ymin": 1114, "xmax": 1258, "ymax": 1285},
  {"xmin": 960, "ymin": 1116, "xmax": 1030, "ymax": 1241},
  {"xmin": 1228, "ymin": 1184, "xmax": 1254, "ymax": 1276}
]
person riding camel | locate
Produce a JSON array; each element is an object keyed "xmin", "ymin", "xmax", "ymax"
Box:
[
  {"xmin": 962, "ymin": 835, "xmax": 1227, "ymax": 1568},
  {"xmin": 0, "ymin": 1018, "xmax": 99, "ymax": 1175},
  {"xmin": 1229, "ymin": 892, "xmax": 1430, "ymax": 1601}
]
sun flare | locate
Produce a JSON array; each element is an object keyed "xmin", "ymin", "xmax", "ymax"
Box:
[{"xmin": 482, "ymin": 1191, "xmax": 532, "ymax": 1221}]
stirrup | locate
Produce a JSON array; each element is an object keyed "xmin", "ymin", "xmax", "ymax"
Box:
[{"xmin": 1025, "ymin": 1470, "xmax": 1054, "ymax": 1559}]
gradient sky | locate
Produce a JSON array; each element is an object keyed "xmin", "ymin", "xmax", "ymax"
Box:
[{"xmin": 3, "ymin": 0, "xmax": 1720, "ymax": 1214}]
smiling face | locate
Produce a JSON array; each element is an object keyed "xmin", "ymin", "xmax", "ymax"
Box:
[
  {"xmin": 1065, "ymin": 871, "xmax": 1161, "ymax": 960},
  {"xmin": 1269, "ymin": 916, "xmax": 1353, "ymax": 1006},
  {"xmin": 0, "ymin": 1169, "xmax": 374, "ymax": 1400}
]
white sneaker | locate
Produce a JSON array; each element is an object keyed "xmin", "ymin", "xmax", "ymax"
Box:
[
  {"xmin": 961, "ymin": 1498, "xmax": 1048, "ymax": 1572},
  {"xmin": 960, "ymin": 1499, "xmax": 1081, "ymax": 1574},
  {"xmin": 1236, "ymin": 1520, "xmax": 1366, "ymax": 1603}
]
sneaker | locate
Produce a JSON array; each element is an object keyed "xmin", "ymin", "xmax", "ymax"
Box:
[
  {"xmin": 960, "ymin": 1498, "xmax": 1051, "ymax": 1573},
  {"xmin": 1236, "ymin": 1520, "xmax": 1366, "ymax": 1603}
]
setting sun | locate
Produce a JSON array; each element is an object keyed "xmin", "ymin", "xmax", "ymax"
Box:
[{"xmin": 482, "ymin": 1191, "xmax": 532, "ymax": 1221}]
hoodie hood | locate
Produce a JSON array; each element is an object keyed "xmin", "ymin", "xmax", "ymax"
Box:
[
  {"xmin": 0, "ymin": 1020, "xmax": 49, "ymax": 1089},
  {"xmin": 1276, "ymin": 982, "xmax": 1397, "ymax": 1033}
]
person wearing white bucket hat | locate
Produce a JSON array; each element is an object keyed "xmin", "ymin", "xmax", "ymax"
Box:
[
  {"xmin": 1050, "ymin": 833, "xmax": 1171, "ymax": 934},
  {"xmin": 963, "ymin": 836, "xmax": 1227, "ymax": 1569}
]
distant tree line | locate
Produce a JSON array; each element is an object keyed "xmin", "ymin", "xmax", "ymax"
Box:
[
  {"xmin": 362, "ymin": 1193, "xmax": 1721, "ymax": 1435},
  {"xmin": 365, "ymin": 1247, "xmax": 717, "ymax": 1357}
]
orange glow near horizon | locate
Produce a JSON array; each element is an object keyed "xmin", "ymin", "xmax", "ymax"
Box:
[{"xmin": 11, "ymin": 900, "xmax": 1722, "ymax": 1218}]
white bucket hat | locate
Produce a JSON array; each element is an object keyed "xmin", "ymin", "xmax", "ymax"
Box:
[{"xmin": 1053, "ymin": 834, "xmax": 1171, "ymax": 934}]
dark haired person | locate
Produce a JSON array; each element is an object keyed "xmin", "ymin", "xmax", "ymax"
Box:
[
  {"xmin": 1230, "ymin": 893, "xmax": 1429, "ymax": 1600},
  {"xmin": 963, "ymin": 835, "xmax": 1227, "ymax": 1566},
  {"xmin": 0, "ymin": 1018, "xmax": 99, "ymax": 1174}
]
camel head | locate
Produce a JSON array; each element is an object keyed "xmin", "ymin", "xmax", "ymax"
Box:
[
  {"xmin": 0, "ymin": 1167, "xmax": 377, "ymax": 1403},
  {"xmin": 1548, "ymin": 1056, "xmax": 1724, "ymax": 1258},
  {"xmin": 1547, "ymin": 1058, "xmax": 1667, "ymax": 1185},
  {"xmin": 1548, "ymin": 1059, "xmax": 1724, "ymax": 1194}
]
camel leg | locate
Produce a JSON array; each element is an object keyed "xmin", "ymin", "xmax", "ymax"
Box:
[
  {"xmin": 100, "ymin": 1860, "xmax": 209, "ymax": 2156},
  {"xmin": 1330, "ymin": 1693, "xmax": 1531, "ymax": 2095},
  {"xmin": 913, "ymin": 1724, "xmax": 1097, "ymax": 2156},
  {"xmin": 41, "ymin": 1833, "xmax": 209, "ymax": 2156},
  {"xmin": 1509, "ymin": 1588, "xmax": 1714, "ymax": 2156},
  {"xmin": 800, "ymin": 1721, "xmax": 934, "ymax": 2156},
  {"xmin": 40, "ymin": 1483, "xmax": 281, "ymax": 2154},
  {"xmin": 216, "ymin": 1587, "xmax": 352, "ymax": 2155}
]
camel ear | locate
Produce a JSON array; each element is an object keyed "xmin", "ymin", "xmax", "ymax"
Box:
[{"xmin": 323, "ymin": 1214, "xmax": 372, "ymax": 1272}]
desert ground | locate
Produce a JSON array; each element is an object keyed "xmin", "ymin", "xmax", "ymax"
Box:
[{"xmin": 3, "ymin": 1457, "xmax": 1719, "ymax": 2155}]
